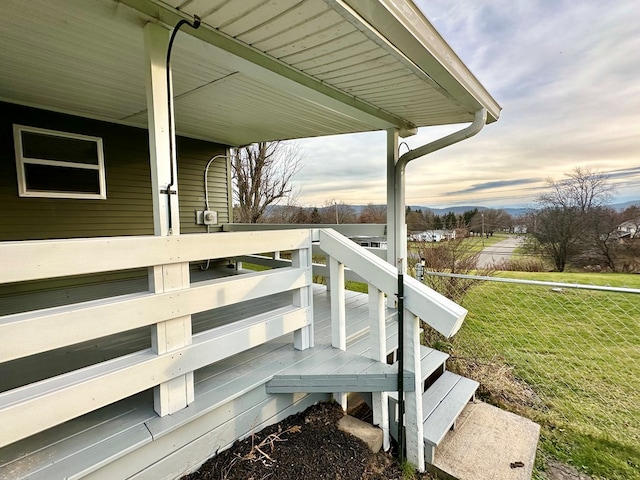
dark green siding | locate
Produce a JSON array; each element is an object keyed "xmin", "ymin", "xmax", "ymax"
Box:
[
  {"xmin": 0, "ymin": 103, "xmax": 229, "ymax": 241},
  {"xmin": 0, "ymin": 102, "xmax": 230, "ymax": 241},
  {"xmin": 177, "ymin": 137, "xmax": 231, "ymax": 234}
]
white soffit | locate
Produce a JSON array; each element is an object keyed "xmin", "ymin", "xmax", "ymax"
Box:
[{"xmin": 0, "ymin": 0, "xmax": 500, "ymax": 146}]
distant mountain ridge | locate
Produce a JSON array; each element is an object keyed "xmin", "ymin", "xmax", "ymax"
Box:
[
  {"xmin": 347, "ymin": 200, "xmax": 639, "ymax": 217},
  {"xmin": 407, "ymin": 205, "xmax": 528, "ymax": 217}
]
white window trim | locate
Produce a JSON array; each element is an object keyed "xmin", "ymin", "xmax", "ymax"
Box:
[{"xmin": 13, "ymin": 124, "xmax": 106, "ymax": 199}]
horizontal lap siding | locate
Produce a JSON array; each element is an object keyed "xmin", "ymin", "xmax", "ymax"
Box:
[
  {"xmin": 176, "ymin": 136, "xmax": 230, "ymax": 234},
  {"xmin": 0, "ymin": 102, "xmax": 231, "ymax": 296}
]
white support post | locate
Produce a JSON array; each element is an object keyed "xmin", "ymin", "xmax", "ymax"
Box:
[
  {"xmin": 403, "ymin": 310, "xmax": 425, "ymax": 471},
  {"xmin": 329, "ymin": 255, "xmax": 347, "ymax": 409},
  {"xmin": 144, "ymin": 22, "xmax": 180, "ymax": 237},
  {"xmin": 368, "ymin": 284, "xmax": 389, "ymax": 451},
  {"xmin": 329, "ymin": 256, "xmax": 346, "ymax": 351},
  {"xmin": 292, "ymin": 243, "xmax": 314, "ymax": 350},
  {"xmin": 144, "ymin": 22, "xmax": 193, "ymax": 416},
  {"xmin": 149, "ymin": 263, "xmax": 194, "ymax": 416}
]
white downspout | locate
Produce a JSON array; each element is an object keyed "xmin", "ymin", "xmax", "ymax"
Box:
[
  {"xmin": 393, "ymin": 108, "xmax": 486, "ymax": 472},
  {"xmin": 394, "ymin": 108, "xmax": 487, "ymax": 271}
]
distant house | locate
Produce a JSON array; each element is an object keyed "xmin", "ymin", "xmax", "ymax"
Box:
[
  {"xmin": 351, "ymin": 236, "xmax": 388, "ymax": 249},
  {"xmin": 413, "ymin": 229, "xmax": 456, "ymax": 242},
  {"xmin": 613, "ymin": 218, "xmax": 640, "ymax": 240}
]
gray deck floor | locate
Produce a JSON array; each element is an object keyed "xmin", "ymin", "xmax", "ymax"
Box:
[{"xmin": 0, "ymin": 269, "xmax": 399, "ymax": 477}]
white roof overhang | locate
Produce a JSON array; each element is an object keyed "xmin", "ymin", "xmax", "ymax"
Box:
[{"xmin": 0, "ymin": 0, "xmax": 500, "ymax": 146}]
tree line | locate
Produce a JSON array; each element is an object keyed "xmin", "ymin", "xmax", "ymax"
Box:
[{"xmin": 231, "ymin": 142, "xmax": 638, "ymax": 273}]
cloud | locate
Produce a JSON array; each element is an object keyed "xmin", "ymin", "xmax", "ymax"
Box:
[
  {"xmin": 448, "ymin": 178, "xmax": 542, "ymax": 195},
  {"xmin": 290, "ymin": 0, "xmax": 640, "ymax": 208}
]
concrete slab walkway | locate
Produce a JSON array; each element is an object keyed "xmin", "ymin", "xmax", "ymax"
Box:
[{"xmin": 430, "ymin": 401, "xmax": 540, "ymax": 480}]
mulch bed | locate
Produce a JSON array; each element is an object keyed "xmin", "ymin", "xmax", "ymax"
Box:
[{"xmin": 180, "ymin": 401, "xmax": 412, "ymax": 480}]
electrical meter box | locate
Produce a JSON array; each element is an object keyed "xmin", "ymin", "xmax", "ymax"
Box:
[{"xmin": 195, "ymin": 210, "xmax": 218, "ymax": 225}]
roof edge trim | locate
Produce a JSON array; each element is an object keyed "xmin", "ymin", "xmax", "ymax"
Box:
[{"xmin": 344, "ymin": 0, "xmax": 501, "ymax": 123}]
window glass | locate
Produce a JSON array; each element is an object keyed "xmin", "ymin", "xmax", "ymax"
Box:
[{"xmin": 14, "ymin": 125, "xmax": 106, "ymax": 199}]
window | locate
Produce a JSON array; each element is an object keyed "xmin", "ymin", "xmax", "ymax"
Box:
[{"xmin": 14, "ymin": 125, "xmax": 106, "ymax": 199}]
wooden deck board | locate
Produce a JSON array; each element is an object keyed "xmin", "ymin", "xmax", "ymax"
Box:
[
  {"xmin": 420, "ymin": 371, "xmax": 479, "ymax": 448},
  {"xmin": 0, "ymin": 277, "xmax": 400, "ymax": 479}
]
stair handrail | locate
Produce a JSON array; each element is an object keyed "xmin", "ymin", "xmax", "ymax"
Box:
[{"xmin": 318, "ymin": 228, "xmax": 467, "ymax": 338}]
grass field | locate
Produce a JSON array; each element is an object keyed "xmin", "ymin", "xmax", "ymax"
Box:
[
  {"xmin": 448, "ymin": 271, "xmax": 640, "ymax": 480},
  {"xmin": 242, "ymin": 247, "xmax": 640, "ymax": 478}
]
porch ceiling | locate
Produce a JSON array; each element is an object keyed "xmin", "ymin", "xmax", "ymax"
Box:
[{"xmin": 0, "ymin": 0, "xmax": 500, "ymax": 146}]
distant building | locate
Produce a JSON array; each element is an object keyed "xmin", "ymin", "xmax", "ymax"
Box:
[
  {"xmin": 412, "ymin": 230, "xmax": 456, "ymax": 242},
  {"xmin": 350, "ymin": 236, "xmax": 388, "ymax": 249},
  {"xmin": 611, "ymin": 218, "xmax": 640, "ymax": 240}
]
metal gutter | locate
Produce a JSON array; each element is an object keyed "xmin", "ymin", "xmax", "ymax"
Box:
[
  {"xmin": 389, "ymin": 108, "xmax": 486, "ymax": 469},
  {"xmin": 119, "ymin": 0, "xmax": 418, "ymax": 134}
]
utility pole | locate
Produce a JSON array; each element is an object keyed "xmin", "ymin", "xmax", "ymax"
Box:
[{"xmin": 481, "ymin": 212, "xmax": 485, "ymax": 246}]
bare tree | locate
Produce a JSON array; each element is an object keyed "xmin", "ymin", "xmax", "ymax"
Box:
[
  {"xmin": 526, "ymin": 167, "xmax": 615, "ymax": 271},
  {"xmin": 263, "ymin": 200, "xmax": 309, "ymax": 224},
  {"xmin": 358, "ymin": 203, "xmax": 386, "ymax": 224},
  {"xmin": 588, "ymin": 206, "xmax": 640, "ymax": 272},
  {"xmin": 232, "ymin": 142, "xmax": 302, "ymax": 223},
  {"xmin": 319, "ymin": 200, "xmax": 356, "ymax": 224},
  {"xmin": 411, "ymin": 237, "xmax": 494, "ymax": 304},
  {"xmin": 406, "ymin": 207, "xmax": 427, "ymax": 231}
]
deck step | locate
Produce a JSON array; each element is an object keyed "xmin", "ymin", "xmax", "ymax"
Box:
[
  {"xmin": 388, "ymin": 345, "xmax": 448, "ymax": 399},
  {"xmin": 418, "ymin": 345, "xmax": 448, "ymax": 385},
  {"xmin": 266, "ymin": 349, "xmax": 414, "ymax": 393},
  {"xmin": 422, "ymin": 371, "xmax": 478, "ymax": 463}
]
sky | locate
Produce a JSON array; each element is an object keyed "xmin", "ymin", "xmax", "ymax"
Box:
[{"xmin": 289, "ymin": 0, "xmax": 640, "ymax": 209}]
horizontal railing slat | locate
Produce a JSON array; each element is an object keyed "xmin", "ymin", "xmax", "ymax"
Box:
[
  {"xmin": 0, "ymin": 305, "xmax": 310, "ymax": 448},
  {"xmin": 0, "ymin": 230, "xmax": 310, "ymax": 283},
  {"xmin": 0, "ymin": 268, "xmax": 308, "ymax": 363}
]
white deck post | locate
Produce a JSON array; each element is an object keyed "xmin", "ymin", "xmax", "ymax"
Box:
[
  {"xmin": 144, "ymin": 22, "xmax": 194, "ymax": 416},
  {"xmin": 329, "ymin": 256, "xmax": 346, "ymax": 351},
  {"xmin": 329, "ymin": 255, "xmax": 347, "ymax": 409},
  {"xmin": 368, "ymin": 284, "xmax": 389, "ymax": 450},
  {"xmin": 292, "ymin": 238, "xmax": 314, "ymax": 350},
  {"xmin": 404, "ymin": 310, "xmax": 425, "ymax": 471}
]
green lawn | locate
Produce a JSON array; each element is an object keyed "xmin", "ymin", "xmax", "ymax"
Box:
[
  {"xmin": 243, "ymin": 250, "xmax": 640, "ymax": 478},
  {"xmin": 450, "ymin": 271, "xmax": 640, "ymax": 479}
]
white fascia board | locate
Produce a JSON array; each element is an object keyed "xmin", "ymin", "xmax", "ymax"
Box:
[
  {"xmin": 119, "ymin": 0, "xmax": 417, "ymax": 136},
  {"xmin": 343, "ymin": 0, "xmax": 502, "ymax": 123}
]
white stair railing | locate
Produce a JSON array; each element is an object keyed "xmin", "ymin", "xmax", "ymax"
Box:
[{"xmin": 318, "ymin": 228, "xmax": 468, "ymax": 470}]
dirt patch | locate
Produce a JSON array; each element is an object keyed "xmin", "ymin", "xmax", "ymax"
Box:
[
  {"xmin": 546, "ymin": 459, "xmax": 594, "ymax": 480},
  {"xmin": 448, "ymin": 355, "xmax": 545, "ymax": 413},
  {"xmin": 180, "ymin": 401, "xmax": 435, "ymax": 480}
]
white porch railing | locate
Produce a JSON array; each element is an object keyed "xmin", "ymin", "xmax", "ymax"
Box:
[
  {"xmin": 232, "ymin": 227, "xmax": 468, "ymax": 468},
  {"xmin": 0, "ymin": 230, "xmax": 314, "ymax": 449}
]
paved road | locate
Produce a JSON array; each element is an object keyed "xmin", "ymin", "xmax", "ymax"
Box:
[{"xmin": 477, "ymin": 236, "xmax": 523, "ymax": 268}]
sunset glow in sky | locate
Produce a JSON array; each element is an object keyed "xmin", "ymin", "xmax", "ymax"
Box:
[{"xmin": 291, "ymin": 0, "xmax": 640, "ymax": 208}]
